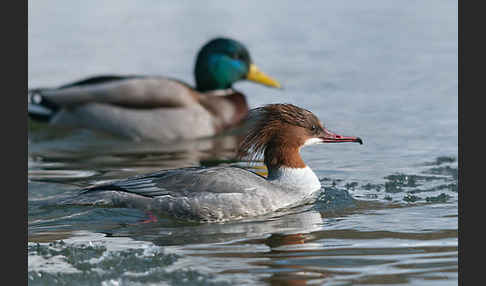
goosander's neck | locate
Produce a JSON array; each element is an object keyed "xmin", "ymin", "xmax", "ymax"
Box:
[
  {"xmin": 264, "ymin": 145, "xmax": 321, "ymax": 192},
  {"xmin": 266, "ymin": 165, "xmax": 321, "ymax": 193}
]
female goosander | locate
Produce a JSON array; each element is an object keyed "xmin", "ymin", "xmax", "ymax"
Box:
[
  {"xmin": 62, "ymin": 104, "xmax": 362, "ymax": 222},
  {"xmin": 28, "ymin": 38, "xmax": 281, "ymax": 141}
]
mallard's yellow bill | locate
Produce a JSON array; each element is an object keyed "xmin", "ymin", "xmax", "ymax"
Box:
[{"xmin": 246, "ymin": 64, "xmax": 282, "ymax": 88}]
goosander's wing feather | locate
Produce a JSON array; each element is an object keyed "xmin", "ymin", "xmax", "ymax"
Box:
[{"xmin": 81, "ymin": 166, "xmax": 266, "ymax": 198}]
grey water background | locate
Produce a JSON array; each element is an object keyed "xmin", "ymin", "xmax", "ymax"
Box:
[{"xmin": 28, "ymin": 0, "xmax": 458, "ymax": 285}]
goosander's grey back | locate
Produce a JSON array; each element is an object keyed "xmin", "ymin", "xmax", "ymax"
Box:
[{"xmin": 64, "ymin": 166, "xmax": 318, "ymax": 222}]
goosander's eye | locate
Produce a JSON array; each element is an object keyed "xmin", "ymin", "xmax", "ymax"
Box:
[{"xmin": 310, "ymin": 125, "xmax": 317, "ymax": 132}]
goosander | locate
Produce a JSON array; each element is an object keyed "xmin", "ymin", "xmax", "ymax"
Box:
[
  {"xmin": 28, "ymin": 38, "xmax": 281, "ymax": 141},
  {"xmin": 61, "ymin": 104, "xmax": 362, "ymax": 222}
]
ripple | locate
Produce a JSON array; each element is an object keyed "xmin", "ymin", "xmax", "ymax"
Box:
[{"xmin": 28, "ymin": 232, "xmax": 230, "ymax": 286}]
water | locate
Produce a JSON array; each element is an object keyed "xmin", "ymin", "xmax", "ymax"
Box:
[{"xmin": 28, "ymin": 0, "xmax": 458, "ymax": 285}]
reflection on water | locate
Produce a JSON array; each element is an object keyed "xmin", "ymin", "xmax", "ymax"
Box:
[{"xmin": 29, "ymin": 127, "xmax": 245, "ymax": 186}]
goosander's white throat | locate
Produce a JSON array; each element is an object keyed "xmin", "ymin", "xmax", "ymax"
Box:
[
  {"xmin": 267, "ymin": 166, "xmax": 321, "ymax": 194},
  {"xmin": 265, "ymin": 136, "xmax": 323, "ymax": 194}
]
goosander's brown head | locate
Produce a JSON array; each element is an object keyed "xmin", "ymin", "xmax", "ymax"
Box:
[{"xmin": 238, "ymin": 104, "xmax": 362, "ymax": 170}]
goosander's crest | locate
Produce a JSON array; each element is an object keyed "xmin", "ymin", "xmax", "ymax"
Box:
[{"xmin": 238, "ymin": 104, "xmax": 324, "ymax": 163}]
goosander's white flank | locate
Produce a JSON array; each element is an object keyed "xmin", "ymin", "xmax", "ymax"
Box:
[
  {"xmin": 63, "ymin": 104, "xmax": 363, "ymax": 222},
  {"xmin": 28, "ymin": 38, "xmax": 281, "ymax": 141}
]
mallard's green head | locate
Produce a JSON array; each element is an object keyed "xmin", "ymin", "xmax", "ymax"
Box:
[{"xmin": 194, "ymin": 38, "xmax": 281, "ymax": 92}]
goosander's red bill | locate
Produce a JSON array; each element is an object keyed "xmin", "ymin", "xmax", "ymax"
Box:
[{"xmin": 319, "ymin": 128, "xmax": 363, "ymax": 144}]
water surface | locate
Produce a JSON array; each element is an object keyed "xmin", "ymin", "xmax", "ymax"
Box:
[{"xmin": 28, "ymin": 0, "xmax": 458, "ymax": 285}]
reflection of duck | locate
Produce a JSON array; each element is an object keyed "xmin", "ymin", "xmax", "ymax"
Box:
[
  {"xmin": 28, "ymin": 135, "xmax": 243, "ymax": 184},
  {"xmin": 61, "ymin": 104, "xmax": 363, "ymax": 221},
  {"xmin": 28, "ymin": 38, "xmax": 281, "ymax": 141},
  {"xmin": 29, "ymin": 131, "xmax": 242, "ymax": 172},
  {"xmin": 265, "ymin": 233, "xmax": 308, "ymax": 248}
]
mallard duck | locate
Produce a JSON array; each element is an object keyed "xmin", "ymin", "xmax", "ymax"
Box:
[{"xmin": 28, "ymin": 38, "xmax": 281, "ymax": 141}]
